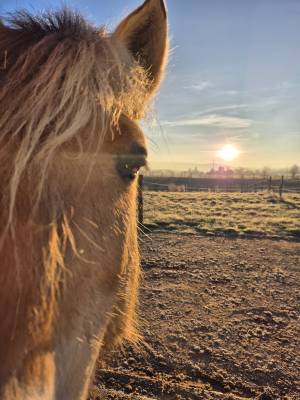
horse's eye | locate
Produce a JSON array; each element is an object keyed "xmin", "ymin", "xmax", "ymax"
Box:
[{"xmin": 116, "ymin": 155, "xmax": 146, "ymax": 181}]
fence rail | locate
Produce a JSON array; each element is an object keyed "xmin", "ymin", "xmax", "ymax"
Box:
[{"xmin": 142, "ymin": 176, "xmax": 300, "ymax": 194}]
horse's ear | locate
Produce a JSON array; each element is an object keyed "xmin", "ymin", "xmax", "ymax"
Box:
[{"xmin": 113, "ymin": 0, "xmax": 168, "ymax": 95}]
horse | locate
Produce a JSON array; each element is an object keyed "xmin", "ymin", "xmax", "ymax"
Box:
[{"xmin": 0, "ymin": 0, "xmax": 168, "ymax": 398}]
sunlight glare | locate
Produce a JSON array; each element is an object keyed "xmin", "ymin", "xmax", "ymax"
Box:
[{"xmin": 217, "ymin": 144, "xmax": 240, "ymax": 161}]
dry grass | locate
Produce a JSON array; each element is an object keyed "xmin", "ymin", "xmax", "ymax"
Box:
[{"xmin": 143, "ymin": 191, "xmax": 300, "ymax": 240}]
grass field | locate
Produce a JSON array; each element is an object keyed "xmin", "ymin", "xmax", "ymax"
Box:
[{"xmin": 143, "ymin": 191, "xmax": 300, "ymax": 240}]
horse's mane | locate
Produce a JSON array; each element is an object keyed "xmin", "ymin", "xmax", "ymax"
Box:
[{"xmin": 0, "ymin": 9, "xmax": 149, "ymax": 229}]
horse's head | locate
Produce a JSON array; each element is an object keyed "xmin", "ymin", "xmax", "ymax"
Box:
[{"xmin": 0, "ymin": 1, "xmax": 167, "ymax": 398}]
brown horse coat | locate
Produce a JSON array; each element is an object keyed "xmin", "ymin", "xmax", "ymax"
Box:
[{"xmin": 0, "ymin": 1, "xmax": 168, "ymax": 398}]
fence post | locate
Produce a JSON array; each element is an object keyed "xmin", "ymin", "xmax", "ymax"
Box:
[
  {"xmin": 268, "ymin": 176, "xmax": 272, "ymax": 192},
  {"xmin": 279, "ymin": 175, "xmax": 284, "ymax": 201},
  {"xmin": 138, "ymin": 174, "xmax": 144, "ymax": 225}
]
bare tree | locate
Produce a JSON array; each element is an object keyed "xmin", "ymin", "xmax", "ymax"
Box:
[
  {"xmin": 235, "ymin": 167, "xmax": 245, "ymax": 179},
  {"xmin": 261, "ymin": 166, "xmax": 272, "ymax": 179},
  {"xmin": 289, "ymin": 164, "xmax": 299, "ymax": 179}
]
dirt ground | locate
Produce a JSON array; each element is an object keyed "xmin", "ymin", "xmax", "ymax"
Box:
[{"xmin": 91, "ymin": 233, "xmax": 300, "ymax": 400}]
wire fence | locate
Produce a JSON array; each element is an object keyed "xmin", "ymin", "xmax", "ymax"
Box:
[
  {"xmin": 137, "ymin": 175, "xmax": 300, "ymax": 225},
  {"xmin": 141, "ymin": 176, "xmax": 300, "ymax": 194}
]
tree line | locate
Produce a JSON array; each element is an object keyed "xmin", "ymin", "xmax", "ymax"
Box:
[{"xmin": 144, "ymin": 164, "xmax": 300, "ymax": 179}]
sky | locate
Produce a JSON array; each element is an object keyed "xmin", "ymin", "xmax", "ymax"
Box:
[{"xmin": 1, "ymin": 0, "xmax": 300, "ymax": 171}]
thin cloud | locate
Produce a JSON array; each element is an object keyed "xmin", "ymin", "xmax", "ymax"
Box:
[
  {"xmin": 184, "ymin": 99, "xmax": 281, "ymax": 121},
  {"xmin": 163, "ymin": 114, "xmax": 252, "ymax": 129},
  {"xmin": 197, "ymin": 104, "xmax": 250, "ymax": 115},
  {"xmin": 184, "ymin": 81, "xmax": 213, "ymax": 91},
  {"xmin": 216, "ymin": 89, "xmax": 240, "ymax": 96}
]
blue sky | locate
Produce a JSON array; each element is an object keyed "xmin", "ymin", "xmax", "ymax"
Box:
[{"xmin": 1, "ymin": 0, "xmax": 300, "ymax": 170}]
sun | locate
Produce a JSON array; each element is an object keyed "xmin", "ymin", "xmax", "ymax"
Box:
[{"xmin": 217, "ymin": 144, "xmax": 240, "ymax": 161}]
